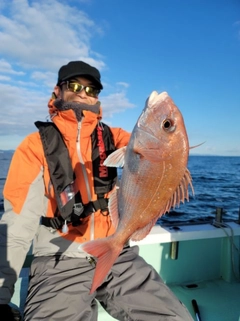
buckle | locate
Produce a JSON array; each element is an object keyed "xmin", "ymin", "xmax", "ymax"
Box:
[{"xmin": 73, "ymin": 203, "xmax": 84, "ymax": 216}]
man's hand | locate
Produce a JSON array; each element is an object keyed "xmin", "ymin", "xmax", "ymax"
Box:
[{"xmin": 0, "ymin": 304, "xmax": 22, "ymax": 321}]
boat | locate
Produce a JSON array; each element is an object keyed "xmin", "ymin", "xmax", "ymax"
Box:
[{"xmin": 10, "ymin": 208, "xmax": 240, "ymax": 321}]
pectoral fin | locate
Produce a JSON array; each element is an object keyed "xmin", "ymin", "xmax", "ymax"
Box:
[{"xmin": 103, "ymin": 146, "xmax": 127, "ymax": 168}]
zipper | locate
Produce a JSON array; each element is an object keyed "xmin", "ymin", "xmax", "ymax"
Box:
[{"xmin": 76, "ymin": 121, "xmax": 95, "ymax": 240}]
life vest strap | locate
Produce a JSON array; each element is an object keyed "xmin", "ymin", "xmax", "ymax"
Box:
[
  {"xmin": 35, "ymin": 121, "xmax": 115, "ymax": 229},
  {"xmin": 92, "ymin": 197, "xmax": 109, "ymax": 213},
  {"xmin": 41, "ymin": 198, "xmax": 109, "ymax": 229},
  {"xmin": 41, "ymin": 216, "xmax": 64, "ymax": 229}
]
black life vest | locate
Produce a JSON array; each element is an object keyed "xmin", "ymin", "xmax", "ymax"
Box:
[{"xmin": 35, "ymin": 121, "xmax": 117, "ymax": 229}]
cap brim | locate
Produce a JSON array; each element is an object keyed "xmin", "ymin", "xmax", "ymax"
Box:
[{"xmin": 60, "ymin": 73, "xmax": 103, "ymax": 89}]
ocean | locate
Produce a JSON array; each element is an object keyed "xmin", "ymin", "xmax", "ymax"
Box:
[{"xmin": 0, "ymin": 151, "xmax": 240, "ymax": 225}]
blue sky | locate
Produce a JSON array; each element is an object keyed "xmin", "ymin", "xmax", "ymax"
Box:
[{"xmin": 0, "ymin": 0, "xmax": 239, "ymax": 156}]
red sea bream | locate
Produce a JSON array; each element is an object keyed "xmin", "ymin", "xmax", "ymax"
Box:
[{"xmin": 81, "ymin": 91, "xmax": 193, "ymax": 293}]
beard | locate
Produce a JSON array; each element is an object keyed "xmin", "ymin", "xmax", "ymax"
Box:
[{"xmin": 53, "ymin": 98, "xmax": 100, "ymax": 121}]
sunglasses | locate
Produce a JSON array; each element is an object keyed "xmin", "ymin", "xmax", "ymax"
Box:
[{"xmin": 63, "ymin": 81, "xmax": 100, "ymax": 98}]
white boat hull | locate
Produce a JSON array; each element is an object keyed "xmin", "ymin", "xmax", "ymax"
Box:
[{"xmin": 11, "ymin": 221, "xmax": 240, "ymax": 321}]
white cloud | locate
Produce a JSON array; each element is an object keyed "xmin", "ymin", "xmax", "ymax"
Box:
[
  {"xmin": 0, "ymin": 0, "xmax": 105, "ymax": 71},
  {"xmin": 0, "ymin": 0, "xmax": 136, "ymax": 147},
  {"xmin": 0, "ymin": 82, "xmax": 48, "ymax": 137},
  {"xmin": 116, "ymin": 82, "xmax": 130, "ymax": 88},
  {"xmin": 0, "ymin": 59, "xmax": 25, "ymax": 75},
  {"xmin": 0, "ymin": 75, "xmax": 11, "ymax": 81},
  {"xmin": 101, "ymin": 92, "xmax": 135, "ymax": 118}
]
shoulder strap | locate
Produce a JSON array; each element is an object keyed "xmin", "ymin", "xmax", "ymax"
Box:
[
  {"xmin": 91, "ymin": 123, "xmax": 118, "ymax": 196},
  {"xmin": 35, "ymin": 121, "xmax": 82, "ymax": 221}
]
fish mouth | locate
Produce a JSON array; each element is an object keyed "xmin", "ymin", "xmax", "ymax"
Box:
[{"xmin": 148, "ymin": 91, "xmax": 169, "ymax": 107}]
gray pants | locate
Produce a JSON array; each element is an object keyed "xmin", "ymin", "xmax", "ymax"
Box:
[{"xmin": 24, "ymin": 246, "xmax": 193, "ymax": 321}]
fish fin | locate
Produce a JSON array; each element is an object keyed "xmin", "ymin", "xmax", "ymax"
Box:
[
  {"xmin": 103, "ymin": 146, "xmax": 127, "ymax": 167},
  {"xmin": 80, "ymin": 238, "xmax": 122, "ymax": 294},
  {"xmin": 108, "ymin": 188, "xmax": 120, "ymax": 229},
  {"xmin": 177, "ymin": 168, "xmax": 194, "ymax": 202},
  {"xmin": 130, "ymin": 218, "xmax": 158, "ymax": 241},
  {"xmin": 163, "ymin": 168, "xmax": 194, "ymax": 213}
]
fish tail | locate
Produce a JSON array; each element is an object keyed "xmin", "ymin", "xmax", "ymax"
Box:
[{"xmin": 81, "ymin": 236, "xmax": 122, "ymax": 294}]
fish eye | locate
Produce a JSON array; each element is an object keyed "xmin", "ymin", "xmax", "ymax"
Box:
[{"xmin": 162, "ymin": 119, "xmax": 175, "ymax": 132}]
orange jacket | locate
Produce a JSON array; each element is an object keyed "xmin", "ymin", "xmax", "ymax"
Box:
[
  {"xmin": 3, "ymin": 99, "xmax": 130, "ymax": 244},
  {"xmin": 0, "ymin": 98, "xmax": 130, "ymax": 304}
]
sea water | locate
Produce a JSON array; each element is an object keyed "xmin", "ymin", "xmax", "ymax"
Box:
[{"xmin": 0, "ymin": 151, "xmax": 240, "ymax": 225}]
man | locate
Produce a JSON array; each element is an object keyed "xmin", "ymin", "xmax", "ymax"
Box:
[{"xmin": 0, "ymin": 61, "xmax": 193, "ymax": 320}]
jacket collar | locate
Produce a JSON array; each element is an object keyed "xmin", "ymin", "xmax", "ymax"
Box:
[{"xmin": 47, "ymin": 98, "xmax": 102, "ymax": 140}]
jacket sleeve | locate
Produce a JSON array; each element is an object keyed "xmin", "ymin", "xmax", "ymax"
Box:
[
  {"xmin": 110, "ymin": 127, "xmax": 131, "ymax": 149},
  {"xmin": 0, "ymin": 133, "xmax": 45, "ymax": 304}
]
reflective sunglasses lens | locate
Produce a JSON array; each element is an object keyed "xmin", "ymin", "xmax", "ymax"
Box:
[
  {"xmin": 68, "ymin": 82, "xmax": 99, "ymax": 97},
  {"xmin": 69, "ymin": 83, "xmax": 84, "ymax": 93},
  {"xmin": 85, "ymin": 87, "xmax": 99, "ymax": 97}
]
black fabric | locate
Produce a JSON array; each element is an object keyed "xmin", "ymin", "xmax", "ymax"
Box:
[
  {"xmin": 0, "ymin": 304, "xmax": 22, "ymax": 321},
  {"xmin": 41, "ymin": 216, "xmax": 64, "ymax": 229},
  {"xmin": 41, "ymin": 198, "xmax": 109, "ymax": 229},
  {"xmin": 57, "ymin": 61, "xmax": 103, "ymax": 89},
  {"xmin": 53, "ymin": 99, "xmax": 100, "ymax": 122},
  {"xmin": 92, "ymin": 198, "xmax": 108, "ymax": 212},
  {"xmin": 91, "ymin": 123, "xmax": 118, "ymax": 195},
  {"xmin": 35, "ymin": 121, "xmax": 80, "ymax": 221}
]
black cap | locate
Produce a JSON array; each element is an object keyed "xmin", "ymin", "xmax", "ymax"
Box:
[{"xmin": 57, "ymin": 61, "xmax": 103, "ymax": 89}]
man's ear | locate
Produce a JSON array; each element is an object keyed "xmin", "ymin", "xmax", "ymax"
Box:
[
  {"xmin": 53, "ymin": 85, "xmax": 61, "ymax": 99},
  {"xmin": 51, "ymin": 92, "xmax": 57, "ymax": 99}
]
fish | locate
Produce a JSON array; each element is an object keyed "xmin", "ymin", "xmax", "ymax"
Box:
[{"xmin": 80, "ymin": 91, "xmax": 194, "ymax": 294}]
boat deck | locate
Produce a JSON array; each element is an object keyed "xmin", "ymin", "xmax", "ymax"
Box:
[{"xmin": 170, "ymin": 279, "xmax": 240, "ymax": 321}]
